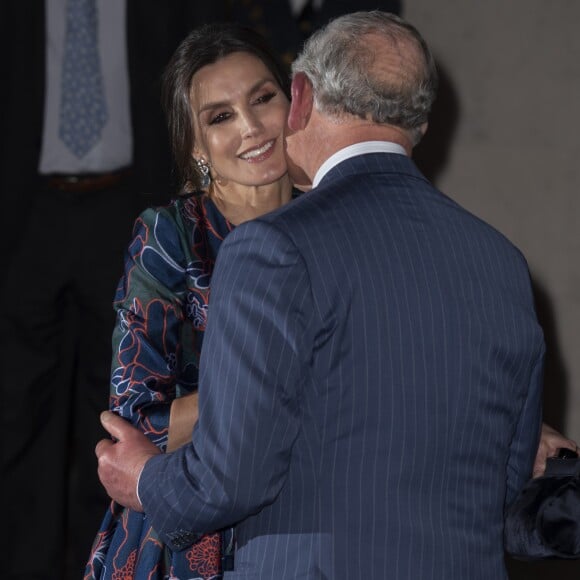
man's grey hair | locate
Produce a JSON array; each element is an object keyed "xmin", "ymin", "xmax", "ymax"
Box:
[{"xmin": 292, "ymin": 11, "xmax": 438, "ymax": 145}]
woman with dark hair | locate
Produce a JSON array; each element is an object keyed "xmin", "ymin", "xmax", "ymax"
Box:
[{"xmin": 84, "ymin": 23, "xmax": 293, "ymax": 580}]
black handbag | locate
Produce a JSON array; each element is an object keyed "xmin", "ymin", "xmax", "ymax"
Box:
[{"xmin": 505, "ymin": 449, "xmax": 580, "ymax": 560}]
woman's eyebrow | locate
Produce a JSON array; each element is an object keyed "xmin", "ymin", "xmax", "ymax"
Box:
[{"xmin": 197, "ymin": 77, "xmax": 275, "ymax": 115}]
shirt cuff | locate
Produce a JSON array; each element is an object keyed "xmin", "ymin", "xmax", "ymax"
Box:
[{"xmin": 136, "ymin": 460, "xmax": 147, "ymax": 508}]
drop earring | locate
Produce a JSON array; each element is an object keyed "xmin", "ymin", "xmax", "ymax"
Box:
[{"xmin": 197, "ymin": 158, "xmax": 211, "ymax": 190}]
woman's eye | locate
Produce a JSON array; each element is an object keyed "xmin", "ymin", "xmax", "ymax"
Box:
[
  {"xmin": 209, "ymin": 112, "xmax": 230, "ymax": 125},
  {"xmin": 253, "ymin": 91, "xmax": 276, "ymax": 105}
]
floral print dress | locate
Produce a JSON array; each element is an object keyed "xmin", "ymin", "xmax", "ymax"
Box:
[{"xmin": 84, "ymin": 194, "xmax": 232, "ymax": 580}]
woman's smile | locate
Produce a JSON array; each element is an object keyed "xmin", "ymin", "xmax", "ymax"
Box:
[
  {"xmin": 239, "ymin": 139, "xmax": 276, "ymax": 162},
  {"xmin": 190, "ymin": 52, "xmax": 290, "ymax": 188}
]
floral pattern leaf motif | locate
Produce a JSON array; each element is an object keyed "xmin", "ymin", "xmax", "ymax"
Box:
[{"xmin": 111, "ymin": 297, "xmax": 182, "ymax": 445}]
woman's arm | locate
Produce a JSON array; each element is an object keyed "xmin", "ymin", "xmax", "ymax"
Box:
[
  {"xmin": 167, "ymin": 391, "xmax": 199, "ymax": 451},
  {"xmin": 109, "ymin": 206, "xmax": 192, "ymax": 449}
]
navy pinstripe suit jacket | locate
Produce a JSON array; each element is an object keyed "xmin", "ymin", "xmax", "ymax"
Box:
[{"xmin": 140, "ymin": 152, "xmax": 544, "ymax": 579}]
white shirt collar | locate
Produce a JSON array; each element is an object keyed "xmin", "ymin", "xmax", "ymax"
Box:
[{"xmin": 312, "ymin": 141, "xmax": 407, "ymax": 188}]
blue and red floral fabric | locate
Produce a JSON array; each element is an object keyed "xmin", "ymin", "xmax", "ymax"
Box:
[{"xmin": 85, "ymin": 194, "xmax": 232, "ymax": 579}]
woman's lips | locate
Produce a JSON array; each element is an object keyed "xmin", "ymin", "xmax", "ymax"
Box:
[{"xmin": 239, "ymin": 139, "xmax": 275, "ymax": 162}]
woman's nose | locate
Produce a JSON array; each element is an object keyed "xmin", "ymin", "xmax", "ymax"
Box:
[{"xmin": 240, "ymin": 111, "xmax": 263, "ymax": 138}]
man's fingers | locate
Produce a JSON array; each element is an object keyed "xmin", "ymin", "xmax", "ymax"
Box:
[
  {"xmin": 95, "ymin": 437, "xmax": 113, "ymax": 459},
  {"xmin": 100, "ymin": 410, "xmax": 132, "ymax": 441}
]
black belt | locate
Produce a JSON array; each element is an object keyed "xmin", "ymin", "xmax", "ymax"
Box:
[{"xmin": 46, "ymin": 167, "xmax": 132, "ymax": 194}]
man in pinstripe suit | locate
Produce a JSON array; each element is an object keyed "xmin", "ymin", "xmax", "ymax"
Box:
[{"xmin": 97, "ymin": 11, "xmax": 544, "ymax": 578}]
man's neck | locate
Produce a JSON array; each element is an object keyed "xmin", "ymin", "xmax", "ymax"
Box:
[
  {"xmin": 304, "ymin": 113, "xmax": 414, "ymax": 184},
  {"xmin": 330, "ymin": 124, "xmax": 413, "ymax": 155}
]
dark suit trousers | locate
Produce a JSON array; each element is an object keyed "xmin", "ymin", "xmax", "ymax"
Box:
[{"xmin": 0, "ymin": 183, "xmax": 148, "ymax": 579}]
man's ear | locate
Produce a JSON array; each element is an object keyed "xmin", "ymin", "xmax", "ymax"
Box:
[{"xmin": 288, "ymin": 72, "xmax": 313, "ymax": 132}]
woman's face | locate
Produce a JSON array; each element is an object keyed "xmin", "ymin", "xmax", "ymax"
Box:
[{"xmin": 190, "ymin": 52, "xmax": 290, "ymax": 188}]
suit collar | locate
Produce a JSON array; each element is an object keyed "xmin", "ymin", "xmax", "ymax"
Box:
[
  {"xmin": 313, "ymin": 141, "xmax": 407, "ymax": 187},
  {"xmin": 317, "ymin": 151, "xmax": 428, "ymax": 188}
]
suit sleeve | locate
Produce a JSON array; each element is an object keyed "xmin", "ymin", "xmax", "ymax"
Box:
[
  {"xmin": 505, "ymin": 349, "xmax": 544, "ymax": 507},
  {"xmin": 138, "ymin": 218, "xmax": 313, "ymax": 548}
]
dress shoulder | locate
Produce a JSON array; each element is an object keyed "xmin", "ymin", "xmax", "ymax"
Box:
[{"xmin": 119, "ymin": 196, "xmax": 207, "ymax": 300}]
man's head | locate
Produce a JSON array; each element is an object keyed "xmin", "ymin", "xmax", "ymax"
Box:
[{"xmin": 285, "ymin": 11, "xmax": 438, "ymax": 185}]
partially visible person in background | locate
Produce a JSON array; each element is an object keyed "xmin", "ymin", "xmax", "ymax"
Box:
[
  {"xmin": 84, "ymin": 22, "xmax": 294, "ymax": 580},
  {"xmin": 230, "ymin": 0, "xmax": 401, "ymax": 66},
  {"xmin": 0, "ymin": 2, "xmax": 227, "ymax": 578}
]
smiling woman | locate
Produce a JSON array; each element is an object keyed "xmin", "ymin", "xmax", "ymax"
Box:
[
  {"xmin": 84, "ymin": 23, "xmax": 294, "ymax": 580},
  {"xmin": 191, "ymin": 51, "xmax": 291, "ymax": 222}
]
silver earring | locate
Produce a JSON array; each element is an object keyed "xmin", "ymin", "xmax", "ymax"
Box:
[{"xmin": 197, "ymin": 158, "xmax": 211, "ymax": 190}]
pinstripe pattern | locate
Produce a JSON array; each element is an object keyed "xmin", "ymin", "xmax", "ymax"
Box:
[{"xmin": 140, "ymin": 153, "xmax": 544, "ymax": 579}]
